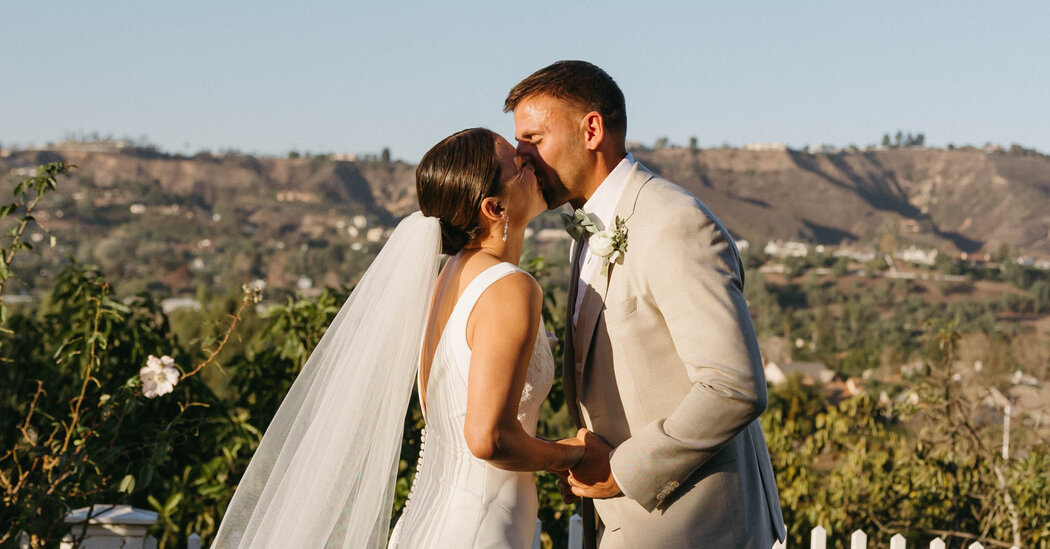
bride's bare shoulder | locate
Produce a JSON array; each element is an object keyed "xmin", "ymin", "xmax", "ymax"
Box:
[{"xmin": 475, "ymin": 267, "xmax": 540, "ymax": 317}]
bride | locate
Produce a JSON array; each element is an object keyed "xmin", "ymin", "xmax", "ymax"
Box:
[{"xmin": 212, "ymin": 128, "xmax": 586, "ymax": 548}]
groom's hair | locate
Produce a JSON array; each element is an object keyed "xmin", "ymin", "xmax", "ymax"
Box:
[{"xmin": 504, "ymin": 60, "xmax": 626, "ymax": 138}]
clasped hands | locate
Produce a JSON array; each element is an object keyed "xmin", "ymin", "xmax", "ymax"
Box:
[{"xmin": 552, "ymin": 428, "xmax": 622, "ymax": 503}]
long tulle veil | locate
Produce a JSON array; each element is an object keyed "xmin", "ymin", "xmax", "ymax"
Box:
[{"xmin": 212, "ymin": 212, "xmax": 441, "ymax": 548}]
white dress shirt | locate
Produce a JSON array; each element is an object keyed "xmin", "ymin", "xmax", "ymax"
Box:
[
  {"xmin": 570, "ymin": 153, "xmax": 636, "ymax": 500},
  {"xmin": 572, "ymin": 153, "xmax": 635, "ymax": 327}
]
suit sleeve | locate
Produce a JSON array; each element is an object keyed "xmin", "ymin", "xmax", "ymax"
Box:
[{"xmin": 608, "ymin": 192, "xmax": 767, "ymax": 512}]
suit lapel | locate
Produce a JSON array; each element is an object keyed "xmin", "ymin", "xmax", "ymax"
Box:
[
  {"xmin": 573, "ymin": 163, "xmax": 655, "ymax": 379},
  {"xmin": 572, "ymin": 257, "xmax": 610, "ymax": 370}
]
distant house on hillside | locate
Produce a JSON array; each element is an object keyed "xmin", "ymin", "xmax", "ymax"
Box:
[
  {"xmin": 894, "ymin": 245, "xmax": 937, "ymax": 266},
  {"xmin": 764, "ymin": 240, "xmax": 809, "ymax": 258},
  {"xmin": 764, "ymin": 360, "xmax": 837, "ymax": 386},
  {"xmin": 833, "ymin": 246, "xmax": 877, "ymax": 263},
  {"xmin": 744, "ymin": 142, "xmax": 788, "ymax": 152}
]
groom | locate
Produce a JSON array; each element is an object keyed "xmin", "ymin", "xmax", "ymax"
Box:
[{"xmin": 505, "ymin": 61, "xmax": 786, "ymax": 548}]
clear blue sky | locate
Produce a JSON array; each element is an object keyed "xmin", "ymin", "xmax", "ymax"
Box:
[{"xmin": 3, "ymin": 1, "xmax": 1048, "ymax": 161}]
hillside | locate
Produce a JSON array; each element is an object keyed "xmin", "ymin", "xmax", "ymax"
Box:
[
  {"xmin": 5, "ymin": 148, "xmax": 417, "ymax": 219},
  {"xmin": 2, "ymin": 144, "xmax": 1048, "ymax": 298},
  {"xmin": 631, "ymin": 147, "xmax": 1050, "ymax": 256}
]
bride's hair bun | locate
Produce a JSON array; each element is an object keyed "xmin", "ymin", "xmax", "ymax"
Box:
[
  {"xmin": 416, "ymin": 128, "xmax": 504, "ymax": 255},
  {"xmin": 437, "ymin": 219, "xmax": 474, "ymax": 256}
]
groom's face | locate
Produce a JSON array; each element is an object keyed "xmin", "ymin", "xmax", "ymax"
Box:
[{"xmin": 512, "ymin": 95, "xmax": 588, "ymax": 209}]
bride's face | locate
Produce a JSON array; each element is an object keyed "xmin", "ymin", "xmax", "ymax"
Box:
[{"xmin": 494, "ymin": 136, "xmax": 546, "ymax": 224}]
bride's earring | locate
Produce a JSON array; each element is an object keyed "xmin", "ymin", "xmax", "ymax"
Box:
[{"xmin": 502, "ymin": 215, "xmax": 509, "ymax": 243}]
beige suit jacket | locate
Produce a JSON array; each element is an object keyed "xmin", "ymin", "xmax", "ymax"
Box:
[{"xmin": 564, "ymin": 162, "xmax": 786, "ymax": 548}]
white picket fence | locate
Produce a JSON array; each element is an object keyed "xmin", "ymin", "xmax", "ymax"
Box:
[
  {"xmin": 771, "ymin": 525, "xmax": 1021, "ymax": 549},
  {"xmin": 181, "ymin": 518, "xmax": 569, "ymax": 549},
  {"xmin": 61, "ymin": 508, "xmax": 1016, "ymax": 549},
  {"xmin": 186, "ymin": 519, "xmax": 1013, "ymax": 549}
]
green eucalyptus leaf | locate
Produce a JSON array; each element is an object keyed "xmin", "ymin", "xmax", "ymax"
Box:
[
  {"xmin": 163, "ymin": 492, "xmax": 183, "ymax": 515},
  {"xmin": 118, "ymin": 474, "xmax": 136, "ymax": 493},
  {"xmin": 147, "ymin": 494, "xmax": 162, "ymax": 512}
]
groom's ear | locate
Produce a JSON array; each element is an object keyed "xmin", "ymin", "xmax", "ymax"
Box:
[{"xmin": 581, "ymin": 111, "xmax": 605, "ymax": 151}]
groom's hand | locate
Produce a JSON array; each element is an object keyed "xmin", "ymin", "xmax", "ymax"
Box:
[{"xmin": 567, "ymin": 428, "xmax": 622, "ymax": 499}]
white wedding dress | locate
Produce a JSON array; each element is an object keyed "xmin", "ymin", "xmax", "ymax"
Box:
[{"xmin": 388, "ymin": 262, "xmax": 555, "ymax": 549}]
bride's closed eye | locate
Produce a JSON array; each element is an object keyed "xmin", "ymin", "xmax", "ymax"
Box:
[{"xmin": 512, "ymin": 157, "xmax": 533, "ymax": 177}]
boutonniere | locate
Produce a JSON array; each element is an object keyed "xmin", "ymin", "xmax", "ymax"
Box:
[
  {"xmin": 561, "ymin": 208, "xmax": 598, "ymax": 241},
  {"xmin": 588, "ymin": 216, "xmax": 628, "ymax": 276}
]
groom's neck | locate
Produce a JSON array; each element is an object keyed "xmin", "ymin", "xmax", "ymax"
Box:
[{"xmin": 574, "ymin": 149, "xmax": 627, "ymax": 208}]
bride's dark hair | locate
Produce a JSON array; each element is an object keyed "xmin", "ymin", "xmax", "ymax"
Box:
[{"xmin": 416, "ymin": 128, "xmax": 504, "ymax": 255}]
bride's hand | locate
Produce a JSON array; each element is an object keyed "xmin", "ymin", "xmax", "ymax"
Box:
[
  {"xmin": 548, "ymin": 435, "xmax": 586, "ymax": 472},
  {"xmin": 554, "ymin": 470, "xmax": 581, "ymax": 505}
]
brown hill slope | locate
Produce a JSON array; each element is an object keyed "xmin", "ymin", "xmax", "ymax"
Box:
[
  {"xmin": 631, "ymin": 147, "xmax": 1050, "ymax": 256},
  {"xmin": 7, "ymin": 149, "xmax": 415, "ymax": 220},
  {"xmin": 3, "ymin": 146, "xmax": 1048, "ymax": 257}
]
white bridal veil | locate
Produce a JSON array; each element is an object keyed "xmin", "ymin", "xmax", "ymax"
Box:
[{"xmin": 213, "ymin": 212, "xmax": 441, "ymax": 548}]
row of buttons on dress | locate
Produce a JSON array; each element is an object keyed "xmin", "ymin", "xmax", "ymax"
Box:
[{"xmin": 402, "ymin": 428, "xmax": 427, "ymax": 509}]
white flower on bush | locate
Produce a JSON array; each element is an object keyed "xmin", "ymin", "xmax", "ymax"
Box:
[{"xmin": 140, "ymin": 355, "xmax": 179, "ymax": 398}]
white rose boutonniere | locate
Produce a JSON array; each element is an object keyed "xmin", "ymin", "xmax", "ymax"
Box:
[{"xmin": 587, "ymin": 216, "xmax": 628, "ymax": 275}]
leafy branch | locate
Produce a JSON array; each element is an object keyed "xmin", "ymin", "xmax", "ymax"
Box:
[
  {"xmin": 0, "ymin": 162, "xmax": 73, "ymax": 337},
  {"xmin": 181, "ymin": 284, "xmax": 262, "ymax": 380}
]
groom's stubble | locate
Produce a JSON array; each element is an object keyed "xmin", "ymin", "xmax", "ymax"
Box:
[
  {"xmin": 513, "ymin": 97, "xmax": 594, "ymax": 210},
  {"xmin": 541, "ymin": 131, "xmax": 589, "ymax": 210},
  {"xmin": 547, "ymin": 125, "xmax": 606, "ymax": 211}
]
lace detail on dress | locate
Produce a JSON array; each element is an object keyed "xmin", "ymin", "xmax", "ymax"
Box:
[{"xmin": 516, "ymin": 329, "xmax": 555, "ymax": 423}]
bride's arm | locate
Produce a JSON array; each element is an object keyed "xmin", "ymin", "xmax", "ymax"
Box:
[{"xmin": 464, "ymin": 272, "xmax": 584, "ymax": 473}]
